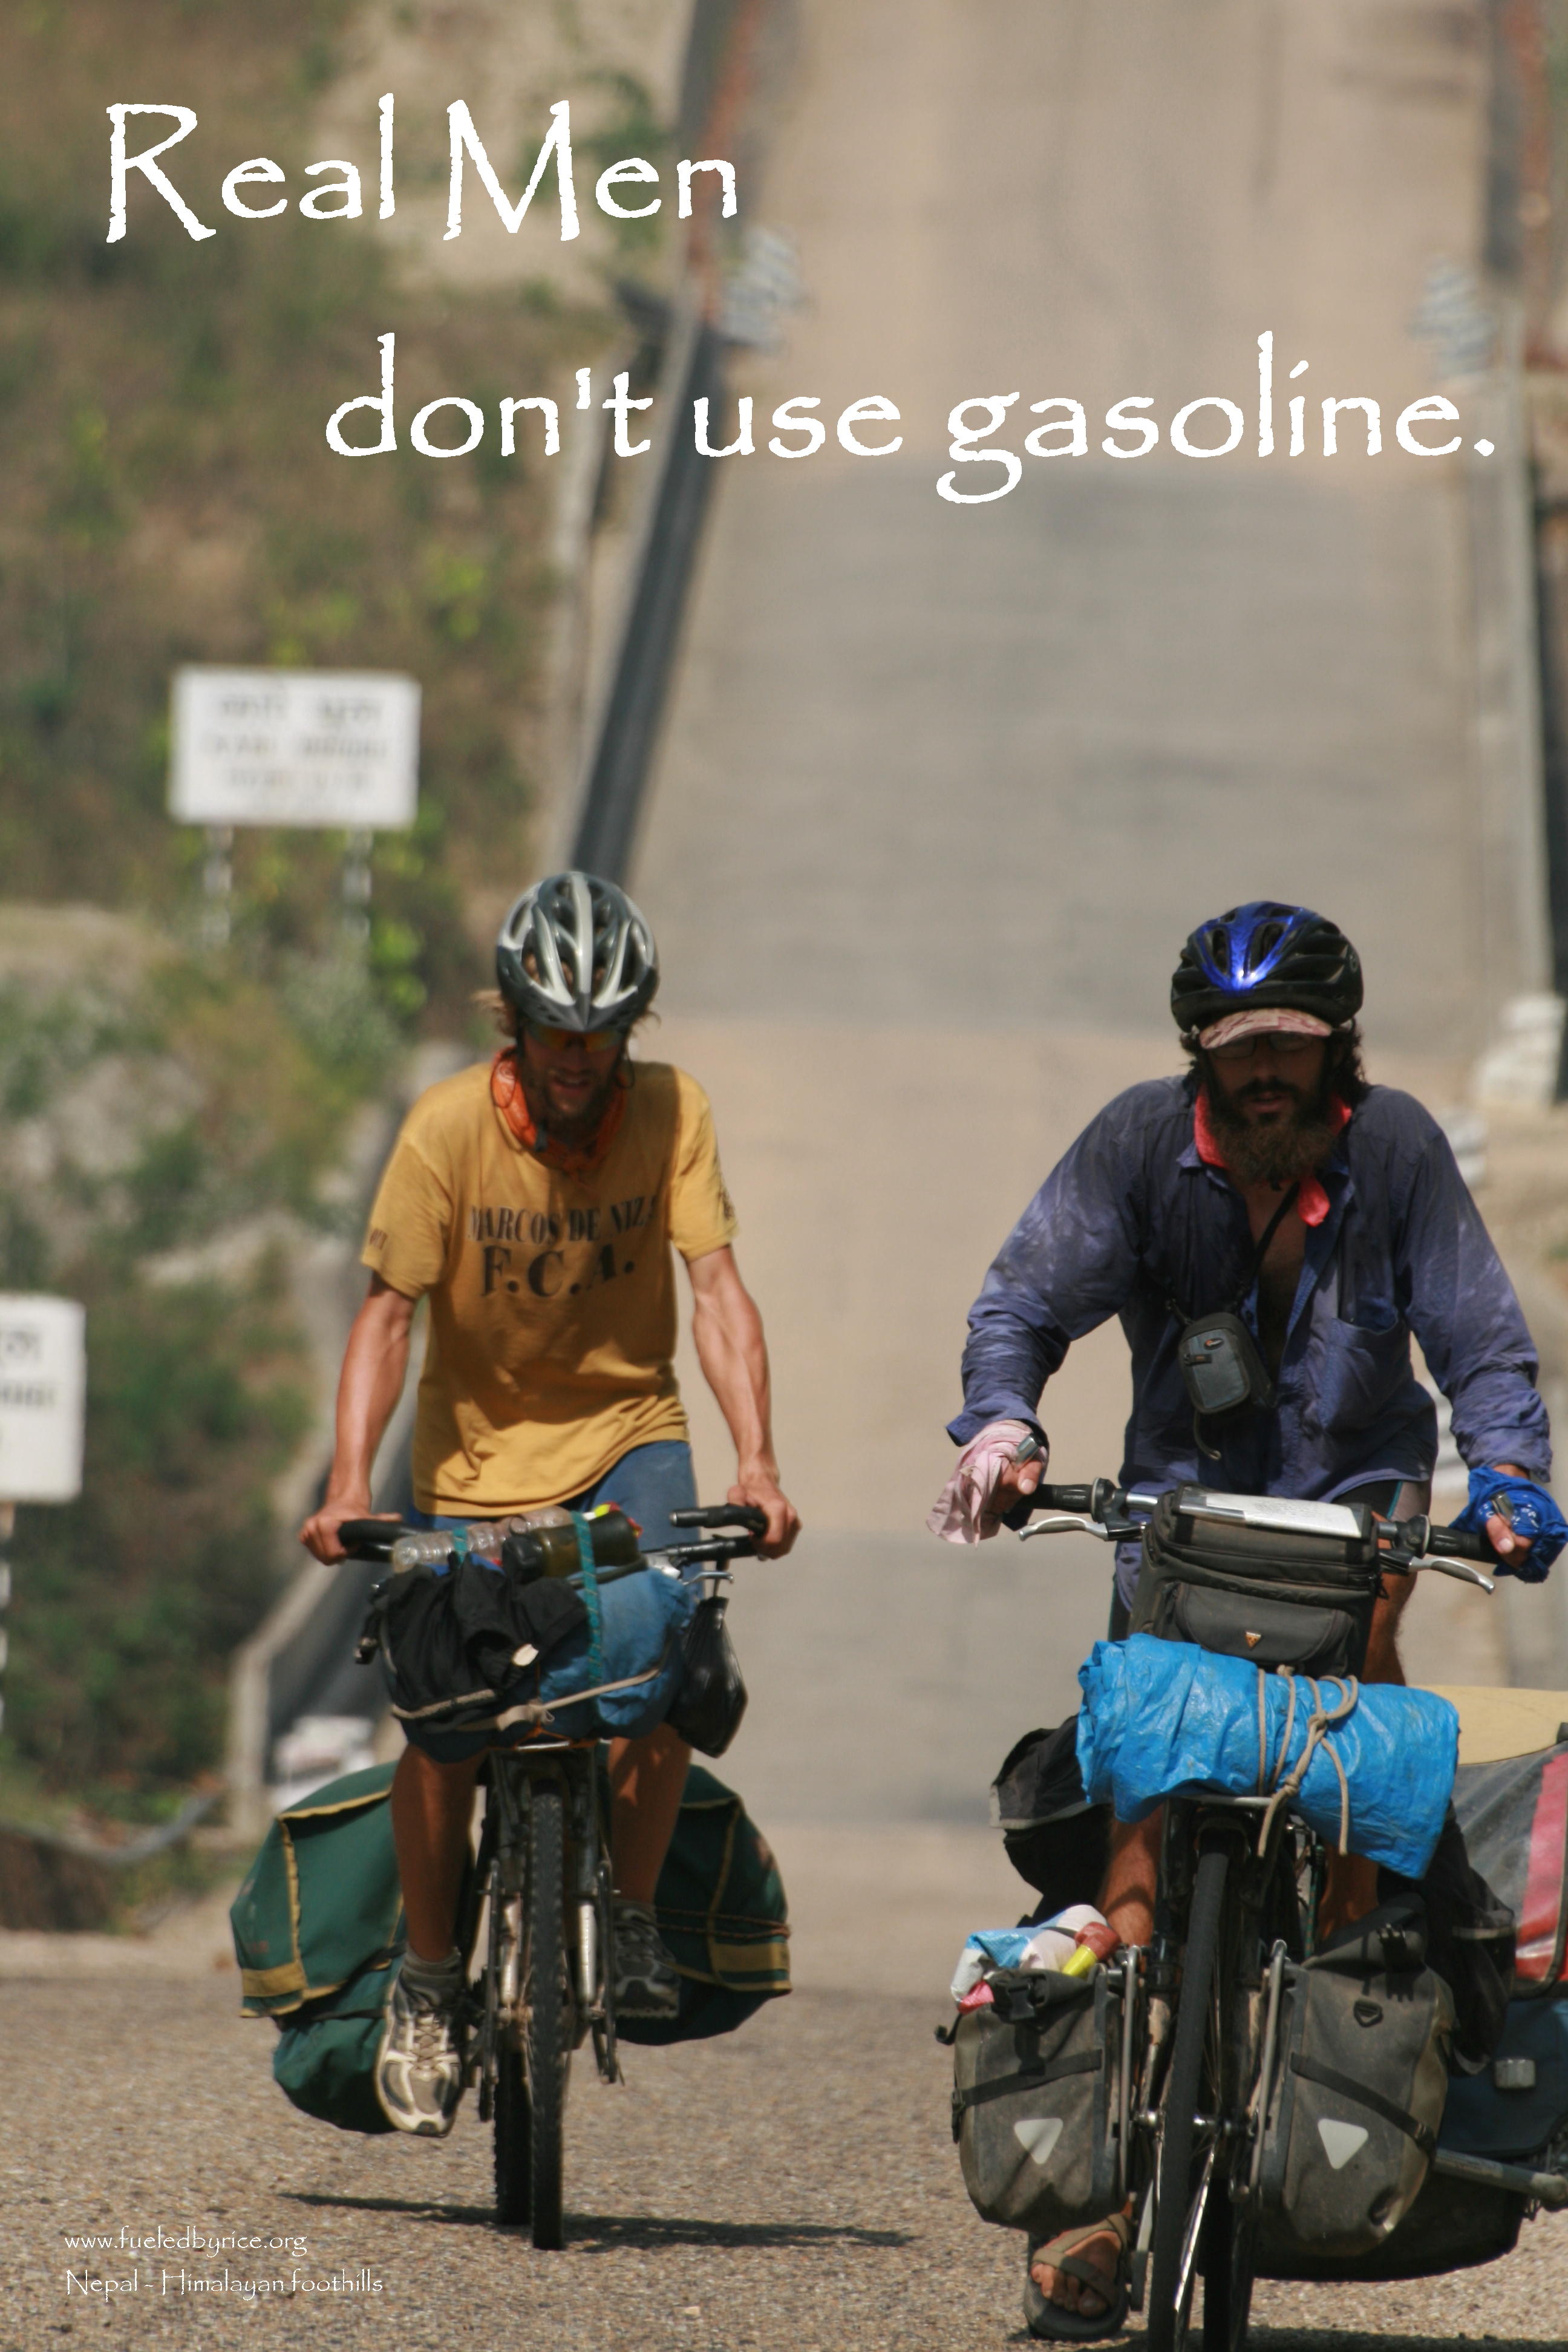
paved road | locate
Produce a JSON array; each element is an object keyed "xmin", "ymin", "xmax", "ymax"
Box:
[
  {"xmin": 8, "ymin": 1971, "xmax": 1566, "ymax": 2352},
  {"xmin": 621, "ymin": 0, "xmax": 1524, "ymax": 1822}
]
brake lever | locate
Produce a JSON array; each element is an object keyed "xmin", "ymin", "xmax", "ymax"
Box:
[
  {"xmin": 1018, "ymin": 1513, "xmax": 1116, "ymax": 1543},
  {"xmin": 1414, "ymin": 1555, "xmax": 1496, "ymax": 1592}
]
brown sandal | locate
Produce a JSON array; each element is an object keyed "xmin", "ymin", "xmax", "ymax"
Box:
[{"xmin": 1023, "ymin": 2212, "xmax": 1133, "ymax": 2342}]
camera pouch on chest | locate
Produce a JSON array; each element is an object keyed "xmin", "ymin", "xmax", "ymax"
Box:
[
  {"xmin": 1177, "ymin": 1311, "xmax": 1274, "ymax": 1417},
  {"xmin": 1172, "ymin": 1182, "xmax": 1299, "ymax": 1427}
]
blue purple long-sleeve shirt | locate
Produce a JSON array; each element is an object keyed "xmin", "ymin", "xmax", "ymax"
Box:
[{"xmin": 950, "ymin": 1077, "xmax": 1549, "ymax": 1511}]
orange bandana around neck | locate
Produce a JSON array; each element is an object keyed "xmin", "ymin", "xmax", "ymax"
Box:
[
  {"xmin": 1193, "ymin": 1089, "xmax": 1350, "ymax": 1227},
  {"xmin": 490, "ymin": 1049, "xmax": 627, "ymax": 1180}
]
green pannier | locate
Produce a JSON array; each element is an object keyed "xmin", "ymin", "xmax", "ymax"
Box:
[
  {"xmin": 615, "ymin": 1763, "xmax": 792, "ymax": 2047},
  {"xmin": 230, "ymin": 1757, "xmax": 789, "ymax": 2131},
  {"xmin": 230, "ymin": 1762, "xmax": 407, "ymax": 2135},
  {"xmin": 231, "ymin": 1763, "xmax": 403, "ymax": 2018}
]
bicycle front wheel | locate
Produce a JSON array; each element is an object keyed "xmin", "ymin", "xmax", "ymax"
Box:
[
  {"xmin": 1146, "ymin": 1844, "xmax": 1229, "ymax": 2352},
  {"xmin": 492, "ymin": 2042, "xmax": 531, "ymax": 2226},
  {"xmin": 1200, "ymin": 2178, "xmax": 1257, "ymax": 2352},
  {"xmin": 524, "ymin": 1783, "xmax": 569, "ymax": 2250}
]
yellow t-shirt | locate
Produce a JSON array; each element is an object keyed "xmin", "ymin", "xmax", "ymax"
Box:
[{"xmin": 361, "ymin": 1059, "xmax": 738, "ymax": 1512}]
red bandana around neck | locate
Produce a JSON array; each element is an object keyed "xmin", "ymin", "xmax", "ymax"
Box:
[
  {"xmin": 490, "ymin": 1049, "xmax": 627, "ymax": 1180},
  {"xmin": 1192, "ymin": 1090, "xmax": 1350, "ymax": 1227}
]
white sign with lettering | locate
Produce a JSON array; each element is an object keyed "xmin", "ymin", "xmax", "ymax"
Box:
[
  {"xmin": 0, "ymin": 1296, "xmax": 85, "ymax": 1503},
  {"xmin": 169, "ymin": 667, "xmax": 420, "ymax": 830}
]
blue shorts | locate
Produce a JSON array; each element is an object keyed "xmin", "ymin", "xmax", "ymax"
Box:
[{"xmin": 410, "ymin": 1438, "xmax": 699, "ymax": 1555}]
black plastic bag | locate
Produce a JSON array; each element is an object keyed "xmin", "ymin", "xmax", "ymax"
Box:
[
  {"xmin": 666, "ymin": 1593, "xmax": 748, "ymax": 1757},
  {"xmin": 991, "ymin": 1719, "xmax": 1111, "ymax": 1913},
  {"xmin": 1380, "ymin": 1805, "xmax": 1515, "ymax": 2074}
]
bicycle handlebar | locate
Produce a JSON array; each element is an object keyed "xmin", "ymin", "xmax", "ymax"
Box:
[
  {"xmin": 1014, "ymin": 1479, "xmax": 1502, "ymax": 1576},
  {"xmin": 670, "ymin": 1504, "xmax": 769, "ymax": 1535},
  {"xmin": 337, "ymin": 1518, "xmax": 410, "ymax": 1561},
  {"xmin": 334, "ymin": 1508, "xmax": 769, "ymax": 1569}
]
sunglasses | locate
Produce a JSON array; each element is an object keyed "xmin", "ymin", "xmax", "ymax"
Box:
[
  {"xmin": 1207, "ymin": 1034, "xmax": 1321, "ymax": 1067},
  {"xmin": 524, "ymin": 1019, "xmax": 624, "ymax": 1056}
]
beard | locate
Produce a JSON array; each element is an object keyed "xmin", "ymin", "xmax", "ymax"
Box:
[
  {"xmin": 519, "ymin": 1049, "xmax": 622, "ymax": 1142},
  {"xmin": 1200, "ymin": 1055, "xmax": 1341, "ymax": 1187}
]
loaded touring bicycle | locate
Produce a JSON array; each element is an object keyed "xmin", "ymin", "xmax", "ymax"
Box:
[
  {"xmin": 232, "ymin": 1503, "xmax": 788, "ymax": 2252},
  {"xmin": 950, "ymin": 1480, "xmax": 1568, "ymax": 2351}
]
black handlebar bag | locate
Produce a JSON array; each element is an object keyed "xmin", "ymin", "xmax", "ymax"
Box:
[
  {"xmin": 951, "ymin": 1969, "xmax": 1121, "ymax": 2238},
  {"xmin": 1129, "ymin": 1488, "xmax": 1385, "ymax": 1678}
]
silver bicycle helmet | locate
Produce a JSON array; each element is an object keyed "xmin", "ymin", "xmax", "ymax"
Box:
[{"xmin": 495, "ymin": 871, "xmax": 659, "ymax": 1032}]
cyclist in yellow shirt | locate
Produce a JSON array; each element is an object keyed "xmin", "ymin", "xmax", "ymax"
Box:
[{"xmin": 301, "ymin": 871, "xmax": 799, "ymax": 2135}]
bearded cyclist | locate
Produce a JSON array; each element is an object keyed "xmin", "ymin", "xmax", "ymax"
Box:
[
  {"xmin": 930, "ymin": 901, "xmax": 1558, "ymax": 2338},
  {"xmin": 302, "ymin": 871, "xmax": 799, "ymax": 2137}
]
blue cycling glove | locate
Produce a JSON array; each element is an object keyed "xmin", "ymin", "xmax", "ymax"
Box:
[{"xmin": 1451, "ymin": 1468, "xmax": 1565, "ymax": 1580}]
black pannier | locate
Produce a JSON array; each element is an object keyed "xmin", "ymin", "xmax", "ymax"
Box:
[
  {"xmin": 952, "ymin": 1968, "xmax": 1123, "ymax": 2238},
  {"xmin": 1129, "ymin": 1486, "xmax": 1385, "ymax": 1678},
  {"xmin": 1256, "ymin": 1900, "xmax": 1454, "ymax": 2266}
]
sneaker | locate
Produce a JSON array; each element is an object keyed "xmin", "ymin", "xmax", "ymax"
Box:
[
  {"xmin": 375, "ymin": 1957, "xmax": 466, "ymax": 2137},
  {"xmin": 613, "ymin": 1899, "xmax": 681, "ymax": 2019}
]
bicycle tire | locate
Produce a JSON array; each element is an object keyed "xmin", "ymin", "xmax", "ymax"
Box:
[
  {"xmin": 1200, "ymin": 2179, "xmax": 1257, "ymax": 2352},
  {"xmin": 524, "ymin": 1783, "xmax": 569, "ymax": 2251},
  {"xmin": 1146, "ymin": 1845, "xmax": 1229, "ymax": 2352},
  {"xmin": 492, "ymin": 2043, "xmax": 531, "ymax": 2225}
]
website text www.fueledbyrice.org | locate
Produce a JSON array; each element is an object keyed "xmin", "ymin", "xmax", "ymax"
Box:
[{"xmin": 59, "ymin": 2218, "xmax": 383, "ymax": 2305}]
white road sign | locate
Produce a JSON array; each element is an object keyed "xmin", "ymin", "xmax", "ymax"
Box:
[
  {"xmin": 169, "ymin": 668, "xmax": 420, "ymax": 831},
  {"xmin": 0, "ymin": 1296, "xmax": 85, "ymax": 1504}
]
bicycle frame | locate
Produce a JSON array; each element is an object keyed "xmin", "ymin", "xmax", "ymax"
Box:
[{"xmin": 464, "ymin": 1736, "xmax": 619, "ymax": 2119}]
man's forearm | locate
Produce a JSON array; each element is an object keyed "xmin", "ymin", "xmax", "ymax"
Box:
[
  {"xmin": 691, "ymin": 1289, "xmax": 776, "ymax": 1472},
  {"xmin": 327, "ymin": 1300, "xmax": 413, "ymax": 1501}
]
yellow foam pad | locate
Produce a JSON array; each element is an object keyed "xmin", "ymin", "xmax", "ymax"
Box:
[{"xmin": 1425, "ymin": 1685, "xmax": 1568, "ymax": 1766}]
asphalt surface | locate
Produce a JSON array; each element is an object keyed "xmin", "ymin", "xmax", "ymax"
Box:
[
  {"xmin": 7, "ymin": 1972, "xmax": 1566, "ymax": 2352},
  {"xmin": 622, "ymin": 0, "xmax": 1530, "ymax": 1832}
]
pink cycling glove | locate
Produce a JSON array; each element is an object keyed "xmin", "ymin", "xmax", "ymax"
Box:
[{"xmin": 926, "ymin": 1419, "xmax": 1044, "ymax": 1544}]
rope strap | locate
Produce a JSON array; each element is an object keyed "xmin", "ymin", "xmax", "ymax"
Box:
[
  {"xmin": 1255, "ymin": 1666, "xmax": 1358, "ymax": 1857},
  {"xmin": 572, "ymin": 1510, "xmax": 605, "ymax": 1688}
]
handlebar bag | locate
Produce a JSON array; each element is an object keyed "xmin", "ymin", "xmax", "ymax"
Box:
[
  {"xmin": 1256, "ymin": 1901, "xmax": 1454, "ymax": 2263},
  {"xmin": 951, "ymin": 1968, "xmax": 1121, "ymax": 2237},
  {"xmin": 1130, "ymin": 1488, "xmax": 1385, "ymax": 1679},
  {"xmin": 378, "ymin": 1557, "xmax": 699, "ymax": 1760}
]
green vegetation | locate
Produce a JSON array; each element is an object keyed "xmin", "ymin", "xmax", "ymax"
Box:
[
  {"xmin": 0, "ymin": 2, "xmax": 652, "ymax": 1820},
  {"xmin": 0, "ymin": 941, "xmax": 368, "ymax": 1805},
  {"xmin": 0, "ymin": 0, "xmax": 613, "ymax": 1019}
]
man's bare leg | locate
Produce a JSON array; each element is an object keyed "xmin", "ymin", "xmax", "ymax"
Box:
[
  {"xmin": 607, "ymin": 1722, "xmax": 692, "ymax": 1904},
  {"xmin": 391, "ymin": 1745, "xmax": 484, "ymax": 1961},
  {"xmin": 1100, "ymin": 1811, "xmax": 1160, "ymax": 1949},
  {"xmin": 1030, "ymin": 1813, "xmax": 1158, "ymax": 2313}
]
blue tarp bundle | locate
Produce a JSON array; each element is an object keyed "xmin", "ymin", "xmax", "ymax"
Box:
[{"xmin": 1076, "ymin": 1635, "xmax": 1459, "ymax": 1879}]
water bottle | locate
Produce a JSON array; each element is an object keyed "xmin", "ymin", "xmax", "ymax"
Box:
[
  {"xmin": 512, "ymin": 1506, "xmax": 641, "ymax": 1579},
  {"xmin": 390, "ymin": 1504, "xmax": 641, "ymax": 1578}
]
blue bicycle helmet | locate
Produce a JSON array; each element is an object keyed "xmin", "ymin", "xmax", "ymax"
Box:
[{"xmin": 1171, "ymin": 902, "xmax": 1362, "ymax": 1034}]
